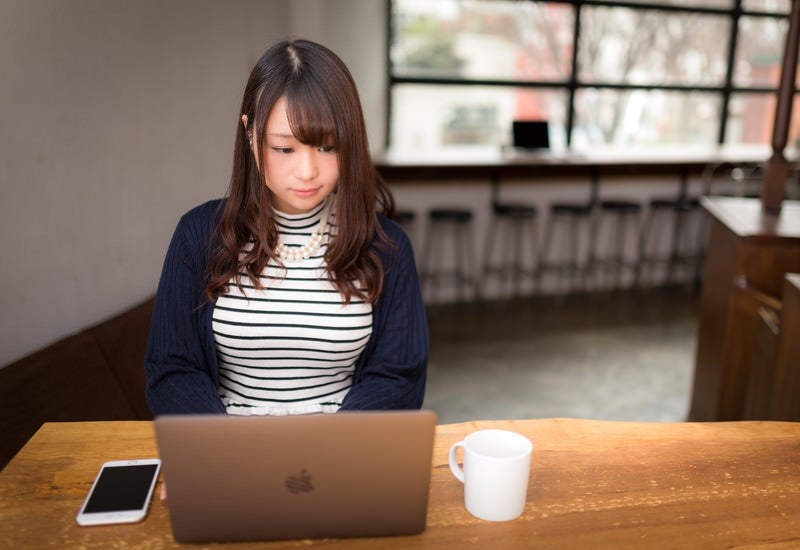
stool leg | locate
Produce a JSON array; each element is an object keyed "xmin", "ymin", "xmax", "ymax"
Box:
[
  {"xmin": 511, "ymin": 219, "xmax": 523, "ymax": 296},
  {"xmin": 431, "ymin": 220, "xmax": 443, "ymax": 299},
  {"xmin": 465, "ymin": 220, "xmax": 476, "ymax": 300},
  {"xmin": 452, "ymin": 221, "xmax": 463, "ymax": 300},
  {"xmin": 531, "ymin": 216, "xmax": 541, "ymax": 294},
  {"xmin": 457, "ymin": 220, "xmax": 474, "ymax": 301},
  {"xmin": 567, "ymin": 214, "xmax": 576, "ymax": 292},
  {"xmin": 495, "ymin": 217, "xmax": 509, "ymax": 295},
  {"xmin": 612, "ymin": 212, "xmax": 624, "ymax": 289},
  {"xmin": 575, "ymin": 212, "xmax": 602, "ymax": 292},
  {"xmin": 636, "ymin": 208, "xmax": 657, "ymax": 289},
  {"xmin": 421, "ymin": 220, "xmax": 434, "ymax": 298},
  {"xmin": 426, "ymin": 220, "xmax": 447, "ymax": 300},
  {"xmin": 450, "ymin": 219, "xmax": 466, "ymax": 298},
  {"xmin": 565, "ymin": 214, "xmax": 577, "ymax": 293},
  {"xmin": 521, "ymin": 216, "xmax": 538, "ymax": 296},
  {"xmin": 480, "ymin": 214, "xmax": 498, "ymax": 298},
  {"xmin": 626, "ymin": 211, "xmax": 642, "ymax": 291},
  {"xmin": 666, "ymin": 208, "xmax": 683, "ymax": 285},
  {"xmin": 583, "ymin": 210, "xmax": 599, "ymax": 293},
  {"xmin": 576, "ymin": 212, "xmax": 590, "ymax": 293},
  {"xmin": 539, "ymin": 214, "xmax": 556, "ymax": 290}
]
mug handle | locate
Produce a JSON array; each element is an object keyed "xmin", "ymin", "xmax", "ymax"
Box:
[{"xmin": 448, "ymin": 440, "xmax": 465, "ymax": 483}]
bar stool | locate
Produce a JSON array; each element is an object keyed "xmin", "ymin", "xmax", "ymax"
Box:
[
  {"xmin": 392, "ymin": 209, "xmax": 419, "ymax": 269},
  {"xmin": 393, "ymin": 209, "xmax": 417, "ymax": 247},
  {"xmin": 393, "ymin": 209, "xmax": 416, "ymax": 228},
  {"xmin": 538, "ymin": 174, "xmax": 599, "ymax": 294},
  {"xmin": 480, "ymin": 201, "xmax": 540, "ymax": 297},
  {"xmin": 585, "ymin": 199, "xmax": 643, "ymax": 291},
  {"xmin": 420, "ymin": 207, "xmax": 476, "ymax": 301},
  {"xmin": 637, "ymin": 196, "xmax": 703, "ymax": 289},
  {"xmin": 538, "ymin": 201, "xmax": 594, "ymax": 293}
]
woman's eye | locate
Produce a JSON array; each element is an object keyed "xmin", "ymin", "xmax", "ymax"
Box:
[
  {"xmin": 319, "ymin": 145, "xmax": 335, "ymax": 153},
  {"xmin": 271, "ymin": 147, "xmax": 293, "ymax": 154}
]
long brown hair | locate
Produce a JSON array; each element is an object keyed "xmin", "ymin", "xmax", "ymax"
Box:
[{"xmin": 206, "ymin": 39, "xmax": 395, "ymax": 304}]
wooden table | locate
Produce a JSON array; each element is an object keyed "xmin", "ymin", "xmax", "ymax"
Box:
[{"xmin": 2, "ymin": 419, "xmax": 800, "ymax": 548}]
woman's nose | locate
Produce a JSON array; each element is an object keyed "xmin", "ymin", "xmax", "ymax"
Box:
[{"xmin": 295, "ymin": 149, "xmax": 319, "ymax": 180}]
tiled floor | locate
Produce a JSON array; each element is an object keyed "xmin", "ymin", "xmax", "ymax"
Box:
[{"xmin": 422, "ymin": 287, "xmax": 699, "ymax": 425}]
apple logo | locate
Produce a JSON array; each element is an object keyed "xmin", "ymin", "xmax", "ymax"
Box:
[{"xmin": 285, "ymin": 468, "xmax": 314, "ymax": 494}]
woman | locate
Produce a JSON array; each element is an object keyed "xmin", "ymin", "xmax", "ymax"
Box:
[{"xmin": 144, "ymin": 39, "xmax": 427, "ymax": 416}]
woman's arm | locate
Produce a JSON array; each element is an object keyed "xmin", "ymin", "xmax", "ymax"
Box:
[
  {"xmin": 339, "ymin": 219, "xmax": 428, "ymax": 410},
  {"xmin": 144, "ymin": 202, "xmax": 227, "ymax": 415}
]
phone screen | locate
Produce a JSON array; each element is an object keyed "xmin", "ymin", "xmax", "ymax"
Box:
[{"xmin": 83, "ymin": 463, "xmax": 160, "ymax": 513}]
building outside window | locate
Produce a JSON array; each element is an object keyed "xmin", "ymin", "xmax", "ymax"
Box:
[{"xmin": 388, "ymin": 0, "xmax": 798, "ymax": 152}]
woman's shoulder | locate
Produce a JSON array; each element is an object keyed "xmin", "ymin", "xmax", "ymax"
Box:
[
  {"xmin": 375, "ymin": 212, "xmax": 414, "ymax": 265},
  {"xmin": 170, "ymin": 198, "xmax": 227, "ymax": 250},
  {"xmin": 376, "ymin": 212, "xmax": 406, "ymax": 240},
  {"xmin": 176, "ymin": 198, "xmax": 225, "ymax": 230},
  {"xmin": 181, "ymin": 198, "xmax": 226, "ymax": 222}
]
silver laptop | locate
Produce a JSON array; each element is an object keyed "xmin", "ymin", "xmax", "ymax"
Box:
[{"xmin": 154, "ymin": 410, "xmax": 437, "ymax": 543}]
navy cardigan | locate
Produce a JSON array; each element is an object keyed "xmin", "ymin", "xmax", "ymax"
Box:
[{"xmin": 144, "ymin": 199, "xmax": 428, "ymax": 415}]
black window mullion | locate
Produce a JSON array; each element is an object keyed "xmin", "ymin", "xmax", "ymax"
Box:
[
  {"xmin": 387, "ymin": 0, "xmax": 792, "ymax": 150},
  {"xmin": 565, "ymin": 1, "xmax": 581, "ymax": 147},
  {"xmin": 390, "ymin": 76, "xmax": 773, "ymax": 95}
]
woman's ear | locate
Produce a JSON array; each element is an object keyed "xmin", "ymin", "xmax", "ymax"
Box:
[
  {"xmin": 242, "ymin": 115, "xmax": 254, "ymax": 148},
  {"xmin": 242, "ymin": 114, "xmax": 259, "ymax": 169}
]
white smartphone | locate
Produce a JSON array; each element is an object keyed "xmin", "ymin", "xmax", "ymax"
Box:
[{"xmin": 75, "ymin": 458, "xmax": 161, "ymax": 526}]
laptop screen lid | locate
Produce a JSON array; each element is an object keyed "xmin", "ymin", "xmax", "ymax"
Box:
[
  {"xmin": 512, "ymin": 120, "xmax": 550, "ymax": 150},
  {"xmin": 154, "ymin": 410, "xmax": 437, "ymax": 544}
]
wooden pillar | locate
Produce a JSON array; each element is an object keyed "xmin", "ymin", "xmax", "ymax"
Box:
[{"xmin": 761, "ymin": 0, "xmax": 800, "ymax": 213}]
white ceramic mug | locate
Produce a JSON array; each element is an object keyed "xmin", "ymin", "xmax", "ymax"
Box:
[{"xmin": 448, "ymin": 429, "xmax": 533, "ymax": 522}]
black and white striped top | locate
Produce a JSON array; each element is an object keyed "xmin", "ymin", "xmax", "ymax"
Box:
[{"xmin": 211, "ymin": 198, "xmax": 372, "ymax": 415}]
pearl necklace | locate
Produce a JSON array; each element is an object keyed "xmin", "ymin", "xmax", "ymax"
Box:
[{"xmin": 274, "ymin": 200, "xmax": 332, "ymax": 262}]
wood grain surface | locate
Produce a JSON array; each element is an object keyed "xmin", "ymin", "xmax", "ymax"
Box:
[{"xmin": 2, "ymin": 418, "xmax": 799, "ymax": 549}]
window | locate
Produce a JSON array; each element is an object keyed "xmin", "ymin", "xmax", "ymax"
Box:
[{"xmin": 388, "ymin": 0, "xmax": 797, "ymax": 151}]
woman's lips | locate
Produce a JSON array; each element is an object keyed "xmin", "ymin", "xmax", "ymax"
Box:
[{"xmin": 293, "ymin": 188, "xmax": 319, "ymax": 197}]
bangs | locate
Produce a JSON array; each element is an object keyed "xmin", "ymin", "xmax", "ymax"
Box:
[{"xmin": 284, "ymin": 85, "xmax": 339, "ymax": 148}]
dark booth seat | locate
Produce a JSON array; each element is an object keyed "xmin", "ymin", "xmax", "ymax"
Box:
[{"xmin": 0, "ymin": 298, "xmax": 155, "ymax": 469}]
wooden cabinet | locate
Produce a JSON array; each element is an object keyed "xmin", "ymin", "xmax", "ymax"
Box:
[
  {"xmin": 689, "ymin": 197, "xmax": 800, "ymax": 421},
  {"xmin": 770, "ymin": 274, "xmax": 800, "ymax": 420}
]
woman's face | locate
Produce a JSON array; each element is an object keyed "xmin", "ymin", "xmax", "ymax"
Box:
[{"xmin": 257, "ymin": 96, "xmax": 339, "ymax": 215}]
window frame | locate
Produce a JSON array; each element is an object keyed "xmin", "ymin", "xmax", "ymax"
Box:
[{"xmin": 386, "ymin": 0, "xmax": 793, "ymax": 149}]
